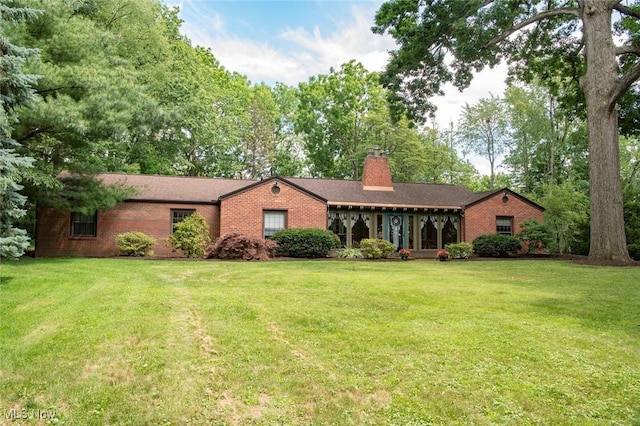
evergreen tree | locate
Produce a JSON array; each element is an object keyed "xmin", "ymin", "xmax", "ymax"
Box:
[{"xmin": 0, "ymin": 1, "xmax": 40, "ymax": 259}]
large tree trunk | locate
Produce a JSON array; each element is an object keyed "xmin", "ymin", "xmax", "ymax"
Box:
[{"xmin": 580, "ymin": 1, "xmax": 631, "ymax": 262}]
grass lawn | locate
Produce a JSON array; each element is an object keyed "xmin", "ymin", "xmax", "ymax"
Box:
[{"xmin": 1, "ymin": 258, "xmax": 639, "ymax": 425}]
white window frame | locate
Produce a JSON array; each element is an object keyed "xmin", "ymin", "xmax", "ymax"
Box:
[{"xmin": 264, "ymin": 210, "xmax": 286, "ymax": 238}]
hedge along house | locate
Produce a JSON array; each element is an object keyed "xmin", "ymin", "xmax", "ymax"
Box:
[{"xmin": 35, "ymin": 149, "xmax": 545, "ymax": 257}]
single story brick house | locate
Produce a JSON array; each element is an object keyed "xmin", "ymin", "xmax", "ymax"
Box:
[{"xmin": 35, "ymin": 150, "xmax": 545, "ymax": 257}]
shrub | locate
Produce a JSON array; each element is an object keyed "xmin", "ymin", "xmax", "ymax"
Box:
[
  {"xmin": 472, "ymin": 234, "xmax": 522, "ymax": 258},
  {"xmin": 436, "ymin": 249, "xmax": 450, "ymax": 261},
  {"xmin": 516, "ymin": 219, "xmax": 557, "ymax": 254},
  {"xmin": 337, "ymin": 248, "xmax": 363, "ymax": 259},
  {"xmin": 272, "ymin": 228, "xmax": 340, "ymax": 258},
  {"xmin": 165, "ymin": 212, "xmax": 211, "ymax": 258},
  {"xmin": 445, "ymin": 242, "xmax": 473, "ymax": 259},
  {"xmin": 359, "ymin": 238, "xmax": 396, "ymax": 259},
  {"xmin": 205, "ymin": 233, "xmax": 276, "ymax": 260},
  {"xmin": 115, "ymin": 231, "xmax": 156, "ymax": 256}
]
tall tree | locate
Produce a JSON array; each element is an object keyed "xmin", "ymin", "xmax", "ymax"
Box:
[
  {"xmin": 503, "ymin": 83, "xmax": 584, "ymax": 191},
  {"xmin": 270, "ymin": 83, "xmax": 305, "ymax": 177},
  {"xmin": 154, "ymin": 42, "xmax": 251, "ymax": 177},
  {"xmin": 373, "ymin": 0, "xmax": 639, "ymax": 262},
  {"xmin": 296, "ymin": 60, "xmax": 385, "ymax": 179},
  {"xmin": 621, "ymin": 135, "xmax": 640, "ymax": 259},
  {"xmin": 539, "ymin": 180, "xmax": 590, "ymax": 255},
  {"xmin": 457, "ymin": 95, "xmax": 508, "ymax": 189},
  {"xmin": 0, "ymin": 1, "xmax": 40, "ymax": 258},
  {"xmin": 239, "ymin": 84, "xmax": 279, "ymax": 178}
]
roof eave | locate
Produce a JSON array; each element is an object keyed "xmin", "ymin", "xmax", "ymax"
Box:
[{"xmin": 327, "ymin": 201, "xmax": 463, "ymax": 211}]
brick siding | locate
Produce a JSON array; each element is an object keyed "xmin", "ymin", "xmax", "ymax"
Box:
[
  {"xmin": 361, "ymin": 155, "xmax": 393, "ymax": 190},
  {"xmin": 463, "ymin": 192, "xmax": 544, "ymax": 243},
  {"xmin": 220, "ymin": 180, "xmax": 327, "ymax": 237},
  {"xmin": 36, "ymin": 202, "xmax": 219, "ymax": 257}
]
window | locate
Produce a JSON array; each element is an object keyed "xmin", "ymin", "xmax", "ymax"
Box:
[
  {"xmin": 442, "ymin": 215, "xmax": 459, "ymax": 247},
  {"xmin": 328, "ymin": 211, "xmax": 347, "ymax": 247},
  {"xmin": 350, "ymin": 213, "xmax": 370, "ymax": 247},
  {"xmin": 420, "ymin": 215, "xmax": 438, "ymax": 249},
  {"xmin": 264, "ymin": 210, "xmax": 286, "ymax": 238},
  {"xmin": 496, "ymin": 216, "xmax": 513, "ymax": 235},
  {"xmin": 172, "ymin": 209, "xmax": 195, "ymax": 232},
  {"xmin": 70, "ymin": 212, "xmax": 97, "ymax": 237}
]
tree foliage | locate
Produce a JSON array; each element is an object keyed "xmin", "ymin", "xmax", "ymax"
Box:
[
  {"xmin": 374, "ymin": 0, "xmax": 640, "ymax": 262},
  {"xmin": 0, "ymin": 0, "xmax": 40, "ymax": 259},
  {"xmin": 165, "ymin": 212, "xmax": 211, "ymax": 258},
  {"xmin": 457, "ymin": 94, "xmax": 508, "ymax": 189},
  {"xmin": 115, "ymin": 231, "xmax": 157, "ymax": 257},
  {"xmin": 38, "ymin": 175, "xmax": 139, "ymax": 214},
  {"xmin": 204, "ymin": 232, "xmax": 276, "ymax": 261},
  {"xmin": 516, "ymin": 218, "xmax": 557, "ymax": 254},
  {"xmin": 472, "ymin": 234, "xmax": 522, "ymax": 258},
  {"xmin": 272, "ymin": 228, "xmax": 340, "ymax": 258},
  {"xmin": 1, "ymin": 0, "xmax": 485, "ymax": 254},
  {"xmin": 297, "ymin": 60, "xmax": 387, "ymax": 179},
  {"xmin": 538, "ymin": 180, "xmax": 590, "ymax": 255}
]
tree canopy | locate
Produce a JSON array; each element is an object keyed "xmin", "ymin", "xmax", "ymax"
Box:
[
  {"xmin": 0, "ymin": 0, "xmax": 40, "ymax": 259},
  {"xmin": 6, "ymin": 0, "xmax": 638, "ymax": 260},
  {"xmin": 0, "ymin": 0, "xmax": 483, "ymax": 253},
  {"xmin": 373, "ymin": 0, "xmax": 640, "ymax": 262}
]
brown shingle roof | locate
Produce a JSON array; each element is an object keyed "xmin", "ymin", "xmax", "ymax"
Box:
[
  {"xmin": 96, "ymin": 173, "xmax": 257, "ymax": 204},
  {"xmin": 286, "ymin": 177, "xmax": 476, "ymax": 209},
  {"xmin": 93, "ymin": 173, "xmax": 539, "ymax": 211}
]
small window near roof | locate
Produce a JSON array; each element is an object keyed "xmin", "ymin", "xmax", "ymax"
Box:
[
  {"xmin": 171, "ymin": 209, "xmax": 195, "ymax": 232},
  {"xmin": 264, "ymin": 210, "xmax": 286, "ymax": 238},
  {"xmin": 496, "ymin": 216, "xmax": 513, "ymax": 235},
  {"xmin": 70, "ymin": 212, "xmax": 97, "ymax": 237}
]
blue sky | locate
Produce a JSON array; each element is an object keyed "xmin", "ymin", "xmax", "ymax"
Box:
[
  {"xmin": 166, "ymin": 1, "xmax": 393, "ymax": 86},
  {"xmin": 165, "ymin": 0, "xmax": 506, "ymax": 142}
]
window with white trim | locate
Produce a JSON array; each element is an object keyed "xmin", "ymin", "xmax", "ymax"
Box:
[
  {"xmin": 496, "ymin": 216, "xmax": 514, "ymax": 235},
  {"xmin": 264, "ymin": 210, "xmax": 286, "ymax": 238}
]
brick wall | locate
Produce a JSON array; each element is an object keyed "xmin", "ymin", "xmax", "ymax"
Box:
[
  {"xmin": 361, "ymin": 154, "xmax": 394, "ymax": 190},
  {"xmin": 463, "ymin": 192, "xmax": 544, "ymax": 243},
  {"xmin": 219, "ymin": 180, "xmax": 327, "ymax": 237},
  {"xmin": 36, "ymin": 202, "xmax": 219, "ymax": 257}
]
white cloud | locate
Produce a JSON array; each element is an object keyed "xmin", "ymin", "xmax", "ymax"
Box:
[
  {"xmin": 174, "ymin": 1, "xmax": 508, "ymax": 175},
  {"xmin": 179, "ymin": 2, "xmax": 395, "ymax": 86},
  {"xmin": 432, "ymin": 62, "xmax": 509, "ymax": 128}
]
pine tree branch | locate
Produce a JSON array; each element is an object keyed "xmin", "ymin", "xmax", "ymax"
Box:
[{"xmin": 35, "ymin": 86, "xmax": 82, "ymax": 95}]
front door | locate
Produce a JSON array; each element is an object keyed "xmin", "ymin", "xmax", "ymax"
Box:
[{"xmin": 388, "ymin": 214, "xmax": 404, "ymax": 250}]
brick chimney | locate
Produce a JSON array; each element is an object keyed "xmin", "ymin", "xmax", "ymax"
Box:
[{"xmin": 361, "ymin": 146, "xmax": 394, "ymax": 191}]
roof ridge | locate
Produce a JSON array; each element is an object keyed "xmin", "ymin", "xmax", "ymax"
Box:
[{"xmin": 94, "ymin": 172, "xmax": 257, "ymax": 183}]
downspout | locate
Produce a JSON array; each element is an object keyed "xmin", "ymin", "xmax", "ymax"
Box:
[{"xmin": 460, "ymin": 208, "xmax": 466, "ymax": 243}]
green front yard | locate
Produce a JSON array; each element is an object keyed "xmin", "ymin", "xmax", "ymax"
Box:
[{"xmin": 1, "ymin": 258, "xmax": 639, "ymax": 424}]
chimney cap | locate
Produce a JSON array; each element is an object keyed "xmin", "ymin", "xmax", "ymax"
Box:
[{"xmin": 368, "ymin": 145, "xmax": 382, "ymax": 157}]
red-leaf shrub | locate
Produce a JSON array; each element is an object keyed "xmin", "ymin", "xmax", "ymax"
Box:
[{"xmin": 204, "ymin": 233, "xmax": 277, "ymax": 260}]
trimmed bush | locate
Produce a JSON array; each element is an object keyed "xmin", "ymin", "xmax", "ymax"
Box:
[
  {"xmin": 472, "ymin": 234, "xmax": 522, "ymax": 258},
  {"xmin": 115, "ymin": 231, "xmax": 156, "ymax": 256},
  {"xmin": 272, "ymin": 228, "xmax": 340, "ymax": 258},
  {"xmin": 165, "ymin": 212, "xmax": 211, "ymax": 258},
  {"xmin": 445, "ymin": 242, "xmax": 473, "ymax": 259},
  {"xmin": 359, "ymin": 238, "xmax": 396, "ymax": 259},
  {"xmin": 205, "ymin": 233, "xmax": 276, "ymax": 260},
  {"xmin": 516, "ymin": 219, "xmax": 557, "ymax": 254},
  {"xmin": 337, "ymin": 248, "xmax": 363, "ymax": 259}
]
